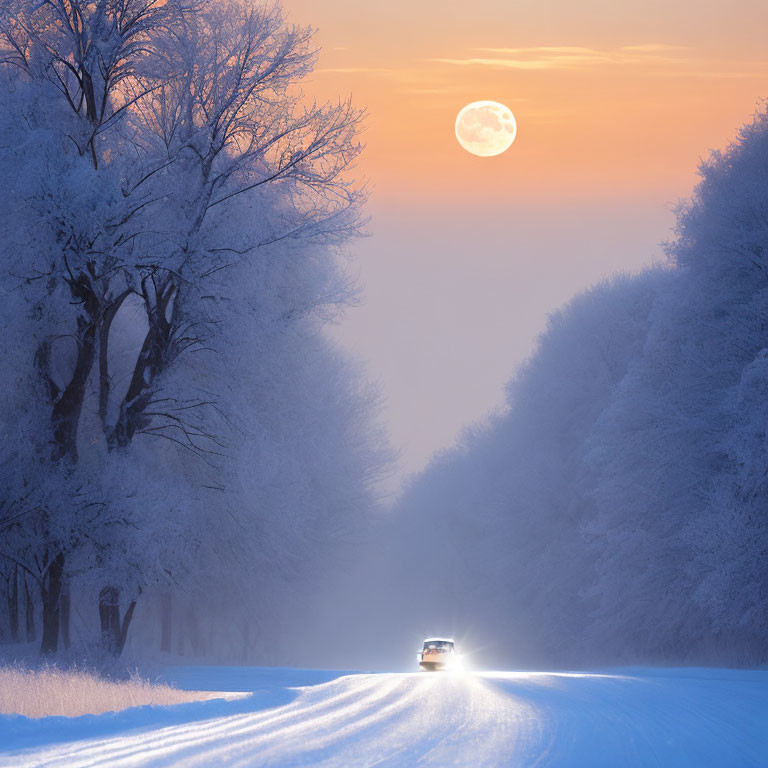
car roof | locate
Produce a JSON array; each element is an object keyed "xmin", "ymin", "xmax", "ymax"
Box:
[{"xmin": 423, "ymin": 637, "xmax": 454, "ymax": 643}]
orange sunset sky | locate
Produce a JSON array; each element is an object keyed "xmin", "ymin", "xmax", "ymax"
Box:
[
  {"xmin": 289, "ymin": 0, "xmax": 768, "ymax": 203},
  {"xmin": 285, "ymin": 0, "xmax": 768, "ymax": 486}
]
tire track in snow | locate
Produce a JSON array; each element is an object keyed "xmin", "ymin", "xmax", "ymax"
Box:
[
  {"xmin": 1, "ymin": 673, "xmax": 543, "ymax": 767},
  {"xmin": 7, "ymin": 674, "xmax": 396, "ymax": 768}
]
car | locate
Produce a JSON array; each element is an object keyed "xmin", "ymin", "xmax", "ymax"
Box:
[{"xmin": 418, "ymin": 637, "xmax": 456, "ymax": 671}]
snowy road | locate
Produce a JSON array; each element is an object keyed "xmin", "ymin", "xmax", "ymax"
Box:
[{"xmin": 1, "ymin": 666, "xmax": 767, "ymax": 767}]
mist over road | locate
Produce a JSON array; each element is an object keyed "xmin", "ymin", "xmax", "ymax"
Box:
[{"xmin": 2, "ymin": 667, "xmax": 766, "ymax": 767}]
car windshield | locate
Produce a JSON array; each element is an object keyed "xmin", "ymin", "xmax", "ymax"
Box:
[{"xmin": 424, "ymin": 641, "xmax": 453, "ymax": 651}]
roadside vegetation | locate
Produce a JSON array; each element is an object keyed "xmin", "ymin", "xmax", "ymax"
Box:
[{"xmin": 0, "ymin": 666, "xmax": 216, "ymax": 718}]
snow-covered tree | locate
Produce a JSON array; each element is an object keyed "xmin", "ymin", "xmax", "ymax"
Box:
[
  {"xmin": 0, "ymin": 0, "xmax": 380, "ymax": 660},
  {"xmin": 588, "ymin": 108, "xmax": 768, "ymax": 662}
]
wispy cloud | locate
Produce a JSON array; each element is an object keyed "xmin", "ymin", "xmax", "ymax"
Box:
[
  {"xmin": 620, "ymin": 43, "xmax": 687, "ymax": 53},
  {"xmin": 317, "ymin": 44, "xmax": 768, "ymax": 81},
  {"xmin": 430, "ymin": 44, "xmax": 695, "ymax": 71}
]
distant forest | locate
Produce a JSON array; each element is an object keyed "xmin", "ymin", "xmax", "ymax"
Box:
[{"xmin": 377, "ymin": 109, "xmax": 768, "ymax": 667}]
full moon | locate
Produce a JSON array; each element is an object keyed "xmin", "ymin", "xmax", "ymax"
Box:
[{"xmin": 455, "ymin": 101, "xmax": 517, "ymax": 157}]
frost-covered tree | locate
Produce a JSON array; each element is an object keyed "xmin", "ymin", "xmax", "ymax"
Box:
[
  {"xmin": 0, "ymin": 0, "xmax": 377, "ymax": 659},
  {"xmin": 588, "ymin": 108, "xmax": 768, "ymax": 662}
]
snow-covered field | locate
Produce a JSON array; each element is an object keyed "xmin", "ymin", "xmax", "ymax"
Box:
[{"xmin": 0, "ymin": 666, "xmax": 765, "ymax": 767}]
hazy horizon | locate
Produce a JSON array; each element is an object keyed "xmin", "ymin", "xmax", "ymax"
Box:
[{"xmin": 330, "ymin": 199, "xmax": 676, "ymax": 484}]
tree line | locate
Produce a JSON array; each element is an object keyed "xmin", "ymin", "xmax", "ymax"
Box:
[{"xmin": 383, "ymin": 109, "xmax": 768, "ymax": 667}]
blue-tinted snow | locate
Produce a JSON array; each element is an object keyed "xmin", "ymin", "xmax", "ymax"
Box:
[{"xmin": 0, "ymin": 666, "xmax": 766, "ymax": 766}]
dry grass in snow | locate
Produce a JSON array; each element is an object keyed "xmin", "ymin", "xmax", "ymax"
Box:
[{"xmin": 0, "ymin": 666, "xmax": 222, "ymax": 718}]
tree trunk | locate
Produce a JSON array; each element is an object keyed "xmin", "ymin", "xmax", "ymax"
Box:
[
  {"xmin": 25, "ymin": 576, "xmax": 36, "ymax": 642},
  {"xmin": 8, "ymin": 568, "xmax": 19, "ymax": 643},
  {"xmin": 60, "ymin": 581, "xmax": 71, "ymax": 650},
  {"xmin": 99, "ymin": 586, "xmax": 137, "ymax": 657},
  {"xmin": 99, "ymin": 586, "xmax": 120, "ymax": 654},
  {"xmin": 40, "ymin": 552, "xmax": 64, "ymax": 656},
  {"xmin": 160, "ymin": 593, "xmax": 172, "ymax": 653},
  {"xmin": 48, "ymin": 315, "xmax": 98, "ymax": 463},
  {"xmin": 110, "ymin": 279, "xmax": 176, "ymax": 449}
]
